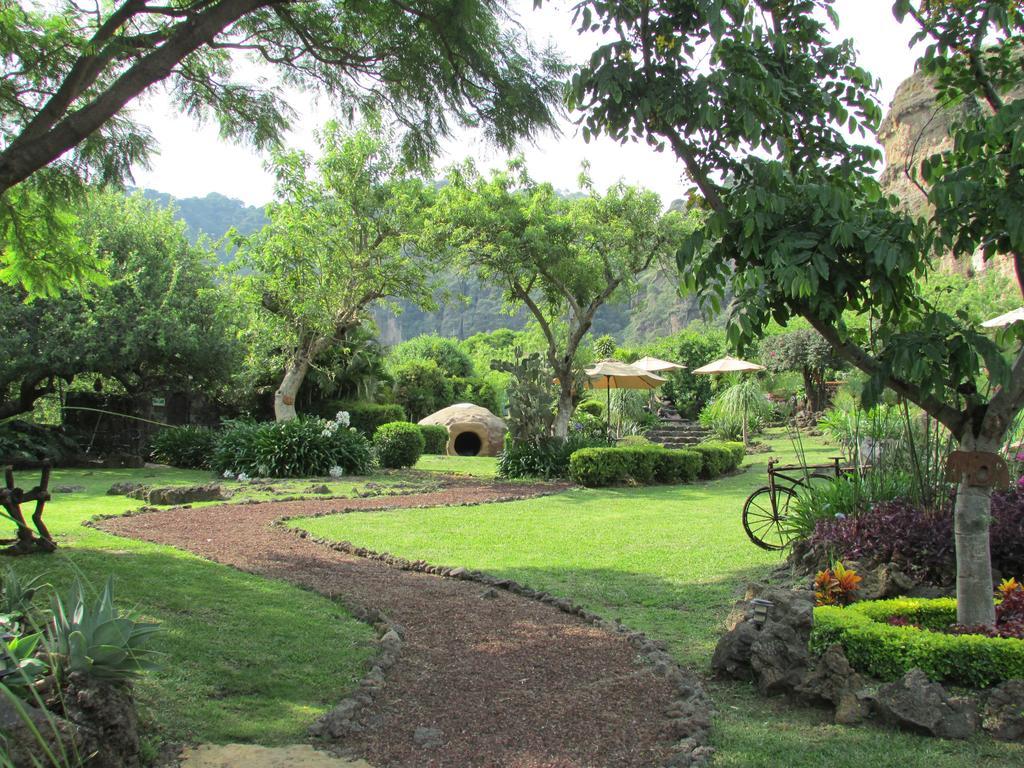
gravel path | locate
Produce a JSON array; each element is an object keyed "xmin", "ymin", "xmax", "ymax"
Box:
[{"xmin": 97, "ymin": 481, "xmax": 682, "ymax": 768}]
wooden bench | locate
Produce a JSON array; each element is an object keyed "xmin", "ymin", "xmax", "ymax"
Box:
[{"xmin": 0, "ymin": 459, "xmax": 56, "ymax": 554}]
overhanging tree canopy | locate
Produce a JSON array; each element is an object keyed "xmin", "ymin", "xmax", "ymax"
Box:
[
  {"xmin": 0, "ymin": 0, "xmax": 565, "ymax": 294},
  {"xmin": 569, "ymin": 0, "xmax": 1024, "ymax": 625}
]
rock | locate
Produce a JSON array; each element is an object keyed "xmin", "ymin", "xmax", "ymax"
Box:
[
  {"xmin": 107, "ymin": 481, "xmax": 146, "ymax": 496},
  {"xmin": 871, "ymin": 669, "xmax": 979, "ymax": 739},
  {"xmin": 305, "ymin": 484, "xmax": 331, "ymax": 494},
  {"xmin": 53, "ymin": 484, "xmax": 86, "ymax": 493},
  {"xmin": 61, "ymin": 672, "xmax": 142, "ymax": 767},
  {"xmin": 712, "ymin": 584, "xmax": 815, "ymax": 696},
  {"xmin": 128, "ymin": 483, "xmax": 231, "ymax": 505},
  {"xmin": 0, "ymin": 695, "xmax": 79, "ymax": 766},
  {"xmin": 480, "ymin": 587, "xmax": 499, "ymax": 599},
  {"xmin": 413, "ymin": 726, "xmax": 444, "ymax": 748},
  {"xmin": 983, "ymin": 680, "xmax": 1024, "ymax": 742},
  {"xmin": 871, "ymin": 564, "xmax": 917, "ymax": 600},
  {"xmin": 795, "ymin": 644, "xmax": 870, "ymax": 723},
  {"xmin": 417, "ymin": 403, "xmax": 507, "ymax": 457}
]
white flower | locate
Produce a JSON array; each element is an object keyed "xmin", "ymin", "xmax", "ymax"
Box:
[
  {"xmin": 236, "ymin": 472, "xmax": 250, "ymax": 482},
  {"xmin": 335, "ymin": 411, "xmax": 351, "ymax": 428},
  {"xmin": 329, "ymin": 465, "xmax": 345, "ymax": 479},
  {"xmin": 321, "ymin": 428, "xmax": 333, "ymax": 438},
  {"xmin": 223, "ymin": 469, "xmax": 234, "ymax": 479}
]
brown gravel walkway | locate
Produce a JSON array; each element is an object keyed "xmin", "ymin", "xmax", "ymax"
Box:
[{"xmin": 97, "ymin": 481, "xmax": 683, "ymax": 768}]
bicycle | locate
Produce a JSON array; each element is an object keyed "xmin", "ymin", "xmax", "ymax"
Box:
[{"xmin": 742, "ymin": 456, "xmax": 855, "ymax": 551}]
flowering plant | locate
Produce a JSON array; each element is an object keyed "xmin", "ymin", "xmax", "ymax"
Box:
[{"xmin": 814, "ymin": 561, "xmax": 862, "ymax": 606}]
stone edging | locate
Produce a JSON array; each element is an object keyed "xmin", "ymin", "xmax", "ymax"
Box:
[{"xmin": 287, "ymin": 526, "xmax": 716, "ymax": 768}]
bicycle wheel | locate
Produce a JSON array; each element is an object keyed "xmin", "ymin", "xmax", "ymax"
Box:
[{"xmin": 743, "ymin": 485, "xmax": 797, "ymax": 551}]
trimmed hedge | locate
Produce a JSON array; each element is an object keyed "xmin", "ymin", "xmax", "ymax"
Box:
[
  {"xmin": 419, "ymin": 425, "xmax": 449, "ymax": 455},
  {"xmin": 373, "ymin": 421, "xmax": 425, "ymax": 469},
  {"xmin": 569, "ymin": 446, "xmax": 705, "ymax": 487},
  {"xmin": 692, "ymin": 441, "xmax": 745, "ymax": 478},
  {"xmin": 811, "ymin": 598, "xmax": 1024, "ymax": 688},
  {"xmin": 319, "ymin": 401, "xmax": 407, "ymax": 437}
]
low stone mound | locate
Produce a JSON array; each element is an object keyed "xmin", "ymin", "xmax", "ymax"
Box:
[
  {"xmin": 418, "ymin": 403, "xmax": 506, "ymax": 457},
  {"xmin": 126, "ymin": 483, "xmax": 231, "ymax": 506}
]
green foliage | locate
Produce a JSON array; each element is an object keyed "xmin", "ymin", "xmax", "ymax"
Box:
[
  {"xmin": 593, "ymin": 334, "xmax": 618, "ymax": 358},
  {"xmin": 372, "ymin": 422, "xmax": 425, "ymax": 469},
  {"xmin": 49, "ymin": 577, "xmax": 162, "ymax": 683},
  {"xmin": 150, "ymin": 426, "xmax": 218, "ymax": 470},
  {"xmin": 576, "ymin": 400, "xmax": 605, "ymax": 418},
  {"xmin": 0, "ymin": 631, "xmax": 49, "ymax": 692},
  {"xmin": 812, "ymin": 599, "xmax": 1024, "ymax": 688},
  {"xmin": 758, "ymin": 329, "xmax": 842, "ymax": 411},
  {"xmin": 387, "ymin": 335, "xmax": 473, "ymax": 378},
  {"xmin": 391, "ymin": 360, "xmax": 453, "ymax": 422},
  {"xmin": 785, "ymin": 469, "xmax": 916, "ymax": 542},
  {"xmin": 569, "ymin": 446, "xmax": 704, "ymax": 487},
  {"xmin": 698, "ymin": 380, "xmax": 773, "ymax": 441},
  {"xmin": 0, "ymin": 568, "xmax": 47, "ymax": 623},
  {"xmin": 818, "ymin": 392, "xmax": 905, "ymax": 454},
  {"xmin": 497, "ymin": 433, "xmax": 608, "ymax": 480},
  {"xmin": 491, "ymin": 351, "xmax": 557, "ymax": 443},
  {"xmin": 318, "ymin": 401, "xmax": 406, "ymax": 438},
  {"xmin": 418, "ymin": 425, "xmax": 449, "ymax": 455},
  {"xmin": 211, "ymin": 417, "xmax": 373, "ymax": 478},
  {"xmin": 0, "ymin": 0, "xmax": 565, "ymax": 294},
  {"xmin": 0, "ymin": 422, "xmax": 79, "ymax": 463},
  {"xmin": 692, "ymin": 442, "xmax": 745, "ymax": 479},
  {"xmin": 448, "ymin": 376, "xmax": 500, "ymax": 414}
]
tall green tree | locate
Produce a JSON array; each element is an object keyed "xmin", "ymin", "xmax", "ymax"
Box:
[
  {"xmin": 0, "ymin": 0, "xmax": 565, "ymax": 294},
  {"xmin": 760, "ymin": 330, "xmax": 843, "ymax": 413},
  {"xmin": 237, "ymin": 122, "xmax": 435, "ymax": 421},
  {"xmin": 429, "ymin": 161, "xmax": 690, "ymax": 436},
  {"xmin": 569, "ymin": 0, "xmax": 1023, "ymax": 624},
  {"xmin": 0, "ymin": 191, "xmax": 236, "ymax": 418}
]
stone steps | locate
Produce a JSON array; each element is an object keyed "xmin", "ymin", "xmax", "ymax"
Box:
[{"xmin": 645, "ymin": 419, "xmax": 709, "ymax": 448}]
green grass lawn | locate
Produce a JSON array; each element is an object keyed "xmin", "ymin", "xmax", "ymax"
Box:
[
  {"xmin": 297, "ymin": 431, "xmax": 1024, "ymax": 768},
  {"xmin": 414, "ymin": 453, "xmax": 499, "ymax": 477},
  {"xmin": 6, "ymin": 467, "xmax": 376, "ymax": 752}
]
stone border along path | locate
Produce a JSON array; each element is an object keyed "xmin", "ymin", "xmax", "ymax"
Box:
[{"xmin": 95, "ymin": 478, "xmax": 714, "ymax": 768}]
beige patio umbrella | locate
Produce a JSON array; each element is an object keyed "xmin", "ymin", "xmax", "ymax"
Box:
[
  {"xmin": 632, "ymin": 356, "xmax": 685, "ymax": 373},
  {"xmin": 584, "ymin": 360, "xmax": 667, "ymax": 436},
  {"xmin": 982, "ymin": 307, "xmax": 1024, "ymax": 329},
  {"xmin": 692, "ymin": 356, "xmax": 765, "ymax": 445}
]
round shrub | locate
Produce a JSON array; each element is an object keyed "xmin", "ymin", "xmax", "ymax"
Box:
[
  {"xmin": 576, "ymin": 400, "xmax": 604, "ymax": 418},
  {"xmin": 373, "ymin": 421, "xmax": 425, "ymax": 469},
  {"xmin": 150, "ymin": 426, "xmax": 218, "ymax": 469},
  {"xmin": 211, "ymin": 416, "xmax": 372, "ymax": 477},
  {"xmin": 419, "ymin": 424, "xmax": 449, "ymax": 455},
  {"xmin": 617, "ymin": 434, "xmax": 652, "ymax": 446},
  {"xmin": 812, "ymin": 598, "xmax": 1024, "ymax": 688},
  {"xmin": 392, "ymin": 361, "xmax": 453, "ymax": 422}
]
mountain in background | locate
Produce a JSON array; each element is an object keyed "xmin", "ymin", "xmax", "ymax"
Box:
[{"xmin": 136, "ymin": 187, "xmax": 706, "ymax": 344}]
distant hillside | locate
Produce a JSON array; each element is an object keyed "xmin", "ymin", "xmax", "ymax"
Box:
[{"xmin": 138, "ymin": 187, "xmax": 705, "ymax": 343}]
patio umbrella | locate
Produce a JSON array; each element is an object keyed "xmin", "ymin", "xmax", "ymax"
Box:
[
  {"xmin": 692, "ymin": 356, "xmax": 765, "ymax": 445},
  {"xmin": 632, "ymin": 356, "xmax": 685, "ymax": 373},
  {"xmin": 982, "ymin": 307, "xmax": 1024, "ymax": 329},
  {"xmin": 584, "ymin": 360, "xmax": 667, "ymax": 437}
]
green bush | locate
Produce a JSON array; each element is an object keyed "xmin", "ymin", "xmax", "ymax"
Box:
[
  {"xmin": 693, "ymin": 441, "xmax": 745, "ymax": 478},
  {"xmin": 655, "ymin": 449, "xmax": 703, "ymax": 483},
  {"xmin": 498, "ymin": 433, "xmax": 609, "ymax": 479},
  {"xmin": 318, "ymin": 401, "xmax": 406, "ymax": 437},
  {"xmin": 419, "ymin": 425, "xmax": 449, "ymax": 454},
  {"xmin": 392, "ymin": 360, "xmax": 453, "ymax": 422},
  {"xmin": 212, "ymin": 416, "xmax": 373, "ymax": 478},
  {"xmin": 387, "ymin": 334, "xmax": 474, "ymax": 378},
  {"xmin": 811, "ymin": 598, "xmax": 1024, "ymax": 688},
  {"xmin": 150, "ymin": 425, "xmax": 218, "ymax": 469},
  {"xmin": 577, "ymin": 400, "xmax": 605, "ymax": 418},
  {"xmin": 617, "ymin": 434, "xmax": 651, "ymax": 446},
  {"xmin": 373, "ymin": 421, "xmax": 426, "ymax": 469},
  {"xmin": 569, "ymin": 446, "xmax": 705, "ymax": 487},
  {"xmin": 449, "ymin": 376, "xmax": 500, "ymax": 414}
]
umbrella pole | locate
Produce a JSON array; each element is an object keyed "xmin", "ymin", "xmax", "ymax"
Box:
[
  {"xmin": 742, "ymin": 401, "xmax": 749, "ymax": 447},
  {"xmin": 607, "ymin": 383, "xmax": 612, "ymax": 442}
]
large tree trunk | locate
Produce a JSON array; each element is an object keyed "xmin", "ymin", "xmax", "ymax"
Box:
[
  {"xmin": 952, "ymin": 433, "xmax": 998, "ymax": 627},
  {"xmin": 553, "ymin": 375, "xmax": 575, "ymax": 439},
  {"xmin": 274, "ymin": 353, "xmax": 313, "ymax": 422}
]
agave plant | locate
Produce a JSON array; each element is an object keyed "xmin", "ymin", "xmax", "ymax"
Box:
[
  {"xmin": 49, "ymin": 578, "xmax": 162, "ymax": 683},
  {"xmin": 1, "ymin": 568, "xmax": 49, "ymax": 626}
]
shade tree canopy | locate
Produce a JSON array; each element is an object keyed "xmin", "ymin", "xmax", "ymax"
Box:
[
  {"xmin": 235, "ymin": 122, "xmax": 437, "ymax": 421},
  {"xmin": 0, "ymin": 0, "xmax": 566, "ymax": 294},
  {"xmin": 427, "ymin": 160, "xmax": 692, "ymax": 436},
  {"xmin": 569, "ymin": 0, "xmax": 1024, "ymax": 625}
]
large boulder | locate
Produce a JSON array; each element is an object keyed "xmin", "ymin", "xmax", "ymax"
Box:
[
  {"xmin": 982, "ymin": 680, "xmax": 1024, "ymax": 742},
  {"xmin": 60, "ymin": 673, "xmax": 142, "ymax": 768},
  {"xmin": 795, "ymin": 644, "xmax": 870, "ymax": 724},
  {"xmin": 0, "ymin": 696, "xmax": 78, "ymax": 767},
  {"xmin": 870, "ymin": 669, "xmax": 979, "ymax": 740},
  {"xmin": 418, "ymin": 403, "xmax": 507, "ymax": 457}
]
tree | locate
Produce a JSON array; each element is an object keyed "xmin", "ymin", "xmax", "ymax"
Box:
[
  {"xmin": 0, "ymin": 191, "xmax": 236, "ymax": 418},
  {"xmin": 0, "ymin": 0, "xmax": 565, "ymax": 294},
  {"xmin": 429, "ymin": 161, "xmax": 690, "ymax": 436},
  {"xmin": 760, "ymin": 330, "xmax": 843, "ymax": 413},
  {"xmin": 569, "ymin": 0, "xmax": 1023, "ymax": 625},
  {"xmin": 237, "ymin": 122, "xmax": 435, "ymax": 421}
]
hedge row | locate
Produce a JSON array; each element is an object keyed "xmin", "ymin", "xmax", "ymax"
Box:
[
  {"xmin": 568, "ymin": 441, "xmax": 744, "ymax": 487},
  {"xmin": 811, "ymin": 598, "xmax": 1024, "ymax": 688}
]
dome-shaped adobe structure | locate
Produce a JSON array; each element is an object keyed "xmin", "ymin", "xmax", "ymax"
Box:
[{"xmin": 418, "ymin": 403, "xmax": 507, "ymax": 457}]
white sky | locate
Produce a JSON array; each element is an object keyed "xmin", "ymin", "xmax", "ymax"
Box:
[{"xmin": 131, "ymin": 0, "xmax": 919, "ymax": 207}]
